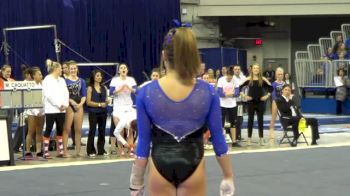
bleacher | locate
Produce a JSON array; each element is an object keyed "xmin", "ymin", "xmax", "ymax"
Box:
[{"xmin": 295, "ymin": 24, "xmax": 350, "ymax": 114}]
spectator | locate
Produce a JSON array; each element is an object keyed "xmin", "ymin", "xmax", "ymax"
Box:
[
  {"xmin": 110, "ymin": 63, "xmax": 137, "ymax": 156},
  {"xmin": 221, "ymin": 66, "xmax": 228, "ymax": 77},
  {"xmin": 86, "ymin": 70, "xmax": 109, "ymax": 157},
  {"xmin": 139, "ymin": 68, "xmax": 160, "ymax": 88},
  {"xmin": 240, "ymin": 64, "xmax": 273, "ymax": 146},
  {"xmin": 323, "ymin": 47, "xmax": 334, "ymax": 60},
  {"xmin": 217, "ymin": 68, "xmax": 240, "ymax": 147},
  {"xmin": 0, "ymin": 65, "xmax": 15, "ymax": 152},
  {"xmin": 232, "ymin": 65, "xmax": 246, "ymax": 141},
  {"xmin": 62, "ymin": 61, "xmax": 87, "ymax": 157},
  {"xmin": 276, "ymin": 84, "xmax": 320, "ymax": 146},
  {"xmin": 207, "ymin": 68, "xmax": 217, "ymax": 86},
  {"xmin": 263, "ymin": 64, "xmax": 275, "ymax": 83},
  {"xmin": 284, "ymin": 72, "xmax": 295, "ymax": 92},
  {"xmin": 25, "ymin": 67, "xmax": 44, "ymax": 157},
  {"xmin": 269, "ymin": 67, "xmax": 285, "ymax": 143},
  {"xmin": 42, "ymin": 59, "xmax": 69, "ymax": 159},
  {"xmin": 215, "ymin": 69, "xmax": 221, "ymax": 80},
  {"xmin": 334, "ymin": 68, "xmax": 350, "ymax": 115},
  {"xmin": 197, "ymin": 63, "xmax": 206, "ymax": 78}
]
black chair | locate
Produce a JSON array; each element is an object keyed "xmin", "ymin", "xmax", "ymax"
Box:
[{"xmin": 277, "ymin": 110, "xmax": 309, "ymax": 146}]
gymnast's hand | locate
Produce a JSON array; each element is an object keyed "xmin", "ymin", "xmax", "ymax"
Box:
[
  {"xmin": 130, "ymin": 187, "xmax": 145, "ymax": 196},
  {"xmin": 130, "ymin": 163, "xmax": 146, "ymax": 196},
  {"xmin": 220, "ymin": 177, "xmax": 235, "ymax": 196}
]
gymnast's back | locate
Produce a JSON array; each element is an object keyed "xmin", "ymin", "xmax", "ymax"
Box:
[{"xmin": 136, "ymin": 78, "xmax": 227, "ymax": 159}]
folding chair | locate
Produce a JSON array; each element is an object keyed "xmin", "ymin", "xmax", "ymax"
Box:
[{"xmin": 277, "ymin": 111, "xmax": 309, "ymax": 146}]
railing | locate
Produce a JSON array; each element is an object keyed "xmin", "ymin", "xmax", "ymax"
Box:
[
  {"xmin": 295, "ymin": 60, "xmax": 333, "ymax": 88},
  {"xmin": 307, "ymin": 44, "xmax": 321, "ymax": 60},
  {"xmin": 295, "ymin": 51, "xmax": 309, "ymax": 60},
  {"xmin": 295, "ymin": 60, "xmax": 350, "ymax": 89},
  {"xmin": 318, "ymin": 38, "xmax": 332, "ymax": 57},
  {"xmin": 341, "ymin": 24, "xmax": 350, "ymax": 41}
]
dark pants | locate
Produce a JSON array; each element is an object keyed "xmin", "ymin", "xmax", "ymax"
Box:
[
  {"xmin": 281, "ymin": 117, "xmax": 320, "ymax": 143},
  {"xmin": 235, "ymin": 102, "xmax": 244, "ymax": 140},
  {"xmin": 305, "ymin": 118, "xmax": 320, "ymax": 143},
  {"xmin": 247, "ymin": 100, "xmax": 265, "ymax": 138},
  {"xmin": 87, "ymin": 112, "xmax": 107, "ymax": 155},
  {"xmin": 280, "ymin": 117, "xmax": 300, "ymax": 141},
  {"xmin": 221, "ymin": 107, "xmax": 237, "ymax": 129},
  {"xmin": 12, "ymin": 118, "xmax": 28, "ymax": 151},
  {"xmin": 44, "ymin": 113, "xmax": 65, "ymax": 137},
  {"xmin": 336, "ymin": 100, "xmax": 343, "ymax": 114}
]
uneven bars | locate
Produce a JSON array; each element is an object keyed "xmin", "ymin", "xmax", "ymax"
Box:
[
  {"xmin": 4, "ymin": 25, "xmax": 56, "ymax": 32},
  {"xmin": 76, "ymin": 63, "xmax": 119, "ymax": 67}
]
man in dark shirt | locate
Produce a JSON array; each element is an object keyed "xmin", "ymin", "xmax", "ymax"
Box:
[
  {"xmin": 275, "ymin": 84, "xmax": 320, "ymax": 146},
  {"xmin": 263, "ymin": 64, "xmax": 275, "ymax": 83}
]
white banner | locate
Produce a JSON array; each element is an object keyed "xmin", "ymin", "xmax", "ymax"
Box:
[
  {"xmin": 3, "ymin": 81, "xmax": 41, "ymax": 90},
  {"xmin": 0, "ymin": 119, "xmax": 10, "ymax": 161}
]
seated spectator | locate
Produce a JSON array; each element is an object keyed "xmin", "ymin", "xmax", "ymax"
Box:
[
  {"xmin": 275, "ymin": 84, "xmax": 320, "ymax": 146},
  {"xmin": 332, "ymin": 43, "xmax": 349, "ymax": 60},
  {"xmin": 323, "ymin": 47, "xmax": 334, "ymax": 60},
  {"xmin": 311, "ymin": 68, "xmax": 325, "ymax": 84}
]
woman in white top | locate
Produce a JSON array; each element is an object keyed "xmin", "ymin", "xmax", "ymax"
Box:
[
  {"xmin": 217, "ymin": 68, "xmax": 240, "ymax": 147},
  {"xmin": 109, "ymin": 63, "xmax": 137, "ymax": 156},
  {"xmin": 25, "ymin": 67, "xmax": 45, "ymax": 157},
  {"xmin": 42, "ymin": 59, "xmax": 69, "ymax": 159}
]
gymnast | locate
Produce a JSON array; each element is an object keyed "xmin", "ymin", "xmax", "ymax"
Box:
[{"xmin": 129, "ymin": 25, "xmax": 235, "ymax": 196}]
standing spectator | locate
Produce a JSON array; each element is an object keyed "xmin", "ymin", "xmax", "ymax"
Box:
[
  {"xmin": 139, "ymin": 68, "xmax": 160, "ymax": 88},
  {"xmin": 62, "ymin": 61, "xmax": 83, "ymax": 150},
  {"xmin": 42, "ymin": 59, "xmax": 69, "ymax": 159},
  {"xmin": 86, "ymin": 70, "xmax": 109, "ymax": 157},
  {"xmin": 110, "ymin": 63, "xmax": 137, "ymax": 156},
  {"xmin": 13, "ymin": 66, "xmax": 32, "ymax": 153},
  {"xmin": 207, "ymin": 68, "xmax": 217, "ymax": 86},
  {"xmin": 263, "ymin": 64, "xmax": 275, "ymax": 83},
  {"xmin": 217, "ymin": 68, "xmax": 240, "ymax": 147},
  {"xmin": 25, "ymin": 67, "xmax": 44, "ymax": 157},
  {"xmin": 334, "ymin": 68, "xmax": 350, "ymax": 115},
  {"xmin": 221, "ymin": 66, "xmax": 228, "ymax": 77},
  {"xmin": 197, "ymin": 63, "xmax": 206, "ymax": 78},
  {"xmin": 215, "ymin": 69, "xmax": 221, "ymax": 80},
  {"xmin": 0, "ymin": 65, "xmax": 15, "ymax": 152},
  {"xmin": 233, "ymin": 65, "xmax": 246, "ymax": 141},
  {"xmin": 284, "ymin": 72, "xmax": 295, "ymax": 92},
  {"xmin": 61, "ymin": 61, "xmax": 70, "ymax": 79},
  {"xmin": 269, "ymin": 67, "xmax": 285, "ymax": 143},
  {"xmin": 240, "ymin": 64, "xmax": 273, "ymax": 146},
  {"xmin": 62, "ymin": 61, "xmax": 87, "ymax": 157}
]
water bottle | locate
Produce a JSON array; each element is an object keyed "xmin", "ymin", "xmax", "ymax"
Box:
[{"xmin": 298, "ymin": 118, "xmax": 307, "ymax": 133}]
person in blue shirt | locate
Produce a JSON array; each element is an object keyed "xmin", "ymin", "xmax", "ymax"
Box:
[{"xmin": 129, "ymin": 27, "xmax": 235, "ymax": 196}]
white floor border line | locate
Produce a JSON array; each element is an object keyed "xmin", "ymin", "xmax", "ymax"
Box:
[{"xmin": 1, "ymin": 142, "xmax": 350, "ymax": 172}]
